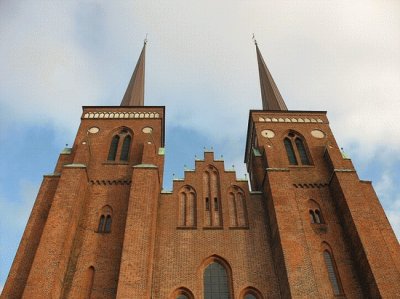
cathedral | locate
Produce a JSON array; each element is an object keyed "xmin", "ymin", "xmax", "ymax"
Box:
[{"xmin": 2, "ymin": 40, "xmax": 400, "ymax": 299}]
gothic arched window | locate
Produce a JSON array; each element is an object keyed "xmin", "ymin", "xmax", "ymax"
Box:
[
  {"xmin": 323, "ymin": 250, "xmax": 342, "ymax": 295},
  {"xmin": 97, "ymin": 206, "xmax": 112, "ymax": 233},
  {"xmin": 178, "ymin": 186, "xmax": 196, "ymax": 227},
  {"xmin": 120, "ymin": 135, "xmax": 132, "ymax": 161},
  {"xmin": 228, "ymin": 186, "xmax": 248, "ymax": 228},
  {"xmin": 204, "ymin": 262, "xmax": 230, "ymax": 299},
  {"xmin": 107, "ymin": 135, "xmax": 120, "ymax": 161},
  {"xmin": 295, "ymin": 138, "xmax": 310, "ymax": 165},
  {"xmin": 284, "ymin": 137, "xmax": 298, "ymax": 165},
  {"xmin": 284, "ymin": 132, "xmax": 311, "ymax": 166},
  {"xmin": 309, "ymin": 210, "xmax": 316, "ymax": 223}
]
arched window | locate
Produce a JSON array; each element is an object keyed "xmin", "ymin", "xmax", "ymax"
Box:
[
  {"xmin": 323, "ymin": 250, "xmax": 342, "ymax": 295},
  {"xmin": 97, "ymin": 206, "xmax": 112, "ymax": 233},
  {"xmin": 284, "ymin": 132, "xmax": 311, "ymax": 166},
  {"xmin": 241, "ymin": 286, "xmax": 263, "ymax": 299},
  {"xmin": 171, "ymin": 287, "xmax": 194, "ymax": 299},
  {"xmin": 204, "ymin": 262, "xmax": 230, "ymax": 299},
  {"xmin": 245, "ymin": 294, "xmax": 257, "ymax": 299},
  {"xmin": 104, "ymin": 215, "xmax": 112, "ymax": 232},
  {"xmin": 205, "ymin": 197, "xmax": 210, "ymax": 211},
  {"xmin": 120, "ymin": 135, "xmax": 131, "ymax": 161},
  {"xmin": 83, "ymin": 266, "xmax": 94, "ymax": 299},
  {"xmin": 309, "ymin": 210, "xmax": 316, "ymax": 223},
  {"xmin": 315, "ymin": 209, "xmax": 322, "ymax": 224},
  {"xmin": 178, "ymin": 186, "xmax": 196, "ymax": 227},
  {"xmin": 284, "ymin": 137, "xmax": 298, "ymax": 165},
  {"xmin": 295, "ymin": 138, "xmax": 310, "ymax": 165},
  {"xmin": 107, "ymin": 135, "xmax": 120, "ymax": 161},
  {"xmin": 228, "ymin": 186, "xmax": 248, "ymax": 228},
  {"xmin": 98, "ymin": 215, "xmax": 105, "ymax": 232}
]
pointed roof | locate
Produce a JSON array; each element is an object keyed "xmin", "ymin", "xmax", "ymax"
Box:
[
  {"xmin": 255, "ymin": 42, "xmax": 288, "ymax": 110},
  {"xmin": 120, "ymin": 41, "xmax": 146, "ymax": 106}
]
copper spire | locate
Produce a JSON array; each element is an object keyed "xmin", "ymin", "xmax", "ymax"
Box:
[
  {"xmin": 120, "ymin": 40, "xmax": 147, "ymax": 106},
  {"xmin": 254, "ymin": 39, "xmax": 288, "ymax": 110}
]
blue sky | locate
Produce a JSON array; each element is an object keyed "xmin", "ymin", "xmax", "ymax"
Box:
[{"xmin": 1, "ymin": 1, "xmax": 399, "ymax": 291}]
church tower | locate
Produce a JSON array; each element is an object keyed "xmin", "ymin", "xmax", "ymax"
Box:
[
  {"xmin": 2, "ymin": 40, "xmax": 399, "ymax": 299},
  {"xmin": 245, "ymin": 40, "xmax": 400, "ymax": 298}
]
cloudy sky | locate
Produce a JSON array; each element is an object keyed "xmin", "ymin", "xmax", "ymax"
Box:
[{"xmin": 0, "ymin": 0, "xmax": 399, "ymax": 290}]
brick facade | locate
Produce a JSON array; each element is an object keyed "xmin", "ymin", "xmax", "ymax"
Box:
[{"xmin": 2, "ymin": 98, "xmax": 400, "ymax": 298}]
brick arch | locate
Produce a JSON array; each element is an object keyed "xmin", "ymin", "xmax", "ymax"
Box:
[
  {"xmin": 169, "ymin": 286, "xmax": 195, "ymax": 299},
  {"xmin": 239, "ymin": 286, "xmax": 264, "ymax": 299},
  {"xmin": 308, "ymin": 199, "xmax": 324, "ymax": 224},
  {"xmin": 203, "ymin": 165, "xmax": 222, "ymax": 227},
  {"xmin": 227, "ymin": 185, "xmax": 248, "ymax": 227},
  {"xmin": 200, "ymin": 255, "xmax": 234, "ymax": 299},
  {"xmin": 177, "ymin": 185, "xmax": 196, "ymax": 227}
]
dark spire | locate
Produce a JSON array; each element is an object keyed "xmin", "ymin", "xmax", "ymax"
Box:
[
  {"xmin": 254, "ymin": 39, "xmax": 288, "ymax": 110},
  {"xmin": 120, "ymin": 40, "xmax": 147, "ymax": 106}
]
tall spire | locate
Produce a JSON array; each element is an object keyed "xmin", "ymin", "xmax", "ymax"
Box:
[
  {"xmin": 120, "ymin": 40, "xmax": 147, "ymax": 106},
  {"xmin": 254, "ymin": 39, "xmax": 288, "ymax": 110}
]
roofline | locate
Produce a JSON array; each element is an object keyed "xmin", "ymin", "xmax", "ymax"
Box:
[
  {"xmin": 81, "ymin": 106, "xmax": 166, "ymax": 147},
  {"xmin": 248, "ymin": 109, "xmax": 327, "ymax": 114}
]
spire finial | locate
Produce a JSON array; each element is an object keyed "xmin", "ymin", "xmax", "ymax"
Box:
[
  {"xmin": 144, "ymin": 33, "xmax": 148, "ymax": 45},
  {"xmin": 252, "ymin": 33, "xmax": 257, "ymax": 46}
]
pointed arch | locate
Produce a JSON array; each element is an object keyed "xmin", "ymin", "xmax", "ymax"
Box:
[
  {"xmin": 107, "ymin": 127, "xmax": 133, "ymax": 162},
  {"xmin": 203, "ymin": 165, "xmax": 222, "ymax": 227},
  {"xmin": 308, "ymin": 199, "xmax": 324, "ymax": 224},
  {"xmin": 283, "ymin": 131, "xmax": 312, "ymax": 166},
  {"xmin": 178, "ymin": 185, "xmax": 196, "ymax": 228},
  {"xmin": 202, "ymin": 255, "xmax": 233, "ymax": 299},
  {"xmin": 228, "ymin": 185, "xmax": 248, "ymax": 228},
  {"xmin": 321, "ymin": 242, "xmax": 343, "ymax": 296},
  {"xmin": 240, "ymin": 286, "xmax": 264, "ymax": 299},
  {"xmin": 170, "ymin": 287, "xmax": 194, "ymax": 299},
  {"xmin": 97, "ymin": 205, "xmax": 113, "ymax": 233},
  {"xmin": 83, "ymin": 266, "xmax": 95, "ymax": 299}
]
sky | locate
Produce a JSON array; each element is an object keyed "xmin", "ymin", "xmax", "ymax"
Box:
[{"xmin": 0, "ymin": 0, "xmax": 399, "ymax": 291}]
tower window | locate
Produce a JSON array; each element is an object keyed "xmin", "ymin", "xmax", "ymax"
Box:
[
  {"xmin": 284, "ymin": 138, "xmax": 298, "ymax": 165},
  {"xmin": 120, "ymin": 135, "xmax": 132, "ymax": 161},
  {"xmin": 98, "ymin": 215, "xmax": 105, "ymax": 232},
  {"xmin": 323, "ymin": 250, "xmax": 342, "ymax": 295},
  {"xmin": 97, "ymin": 206, "xmax": 112, "ymax": 233},
  {"xmin": 295, "ymin": 138, "xmax": 310, "ymax": 165},
  {"xmin": 309, "ymin": 210, "xmax": 316, "ymax": 223},
  {"xmin": 284, "ymin": 132, "xmax": 311, "ymax": 166},
  {"xmin": 104, "ymin": 215, "xmax": 112, "ymax": 232},
  {"xmin": 310, "ymin": 209, "xmax": 323, "ymax": 224},
  {"xmin": 107, "ymin": 135, "xmax": 120, "ymax": 161}
]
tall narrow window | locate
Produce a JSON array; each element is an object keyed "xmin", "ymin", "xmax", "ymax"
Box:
[
  {"xmin": 108, "ymin": 135, "xmax": 120, "ymax": 161},
  {"xmin": 284, "ymin": 138, "xmax": 298, "ymax": 165},
  {"xmin": 84, "ymin": 266, "xmax": 95, "ymax": 299},
  {"xmin": 98, "ymin": 215, "xmax": 105, "ymax": 232},
  {"xmin": 323, "ymin": 250, "xmax": 342, "ymax": 295},
  {"xmin": 315, "ymin": 210, "xmax": 322, "ymax": 223},
  {"xmin": 309, "ymin": 210, "xmax": 316, "ymax": 223},
  {"xmin": 204, "ymin": 262, "xmax": 230, "ymax": 299},
  {"xmin": 120, "ymin": 135, "xmax": 131, "ymax": 161},
  {"xmin": 104, "ymin": 215, "xmax": 112, "ymax": 232},
  {"xmin": 295, "ymin": 138, "xmax": 310, "ymax": 165},
  {"xmin": 214, "ymin": 198, "xmax": 219, "ymax": 211}
]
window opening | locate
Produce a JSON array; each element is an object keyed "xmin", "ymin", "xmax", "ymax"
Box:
[
  {"xmin": 107, "ymin": 135, "xmax": 120, "ymax": 161},
  {"xmin": 120, "ymin": 135, "xmax": 131, "ymax": 161},
  {"xmin": 295, "ymin": 138, "xmax": 310, "ymax": 165},
  {"xmin": 284, "ymin": 138, "xmax": 298, "ymax": 165},
  {"xmin": 323, "ymin": 250, "xmax": 342, "ymax": 295},
  {"xmin": 104, "ymin": 215, "xmax": 112, "ymax": 232},
  {"xmin": 309, "ymin": 210, "xmax": 316, "ymax": 223},
  {"xmin": 214, "ymin": 198, "xmax": 219, "ymax": 211},
  {"xmin": 205, "ymin": 197, "xmax": 210, "ymax": 211},
  {"xmin": 204, "ymin": 262, "xmax": 230, "ymax": 299},
  {"xmin": 315, "ymin": 210, "xmax": 322, "ymax": 224},
  {"xmin": 98, "ymin": 215, "xmax": 105, "ymax": 232}
]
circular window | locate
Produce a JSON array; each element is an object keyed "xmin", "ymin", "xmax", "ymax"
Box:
[
  {"xmin": 311, "ymin": 129, "xmax": 325, "ymax": 139},
  {"xmin": 88, "ymin": 127, "xmax": 99, "ymax": 134},
  {"xmin": 142, "ymin": 127, "xmax": 153, "ymax": 134},
  {"xmin": 261, "ymin": 129, "xmax": 275, "ymax": 138}
]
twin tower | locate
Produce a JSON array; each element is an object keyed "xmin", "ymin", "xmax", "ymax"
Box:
[{"xmin": 3, "ymin": 41, "xmax": 400, "ymax": 299}]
